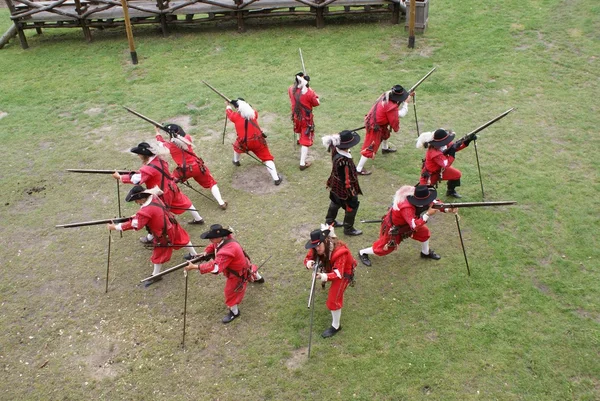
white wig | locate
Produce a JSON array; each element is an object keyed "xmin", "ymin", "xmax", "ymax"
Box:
[
  {"xmin": 295, "ymin": 75, "xmax": 308, "ymax": 95},
  {"xmin": 237, "ymin": 100, "xmax": 256, "ymax": 120},
  {"xmin": 145, "ymin": 186, "xmax": 164, "ymax": 197},
  {"xmin": 170, "ymin": 135, "xmax": 194, "ymax": 150},
  {"xmin": 392, "ymin": 185, "xmax": 415, "ymax": 210},
  {"xmin": 416, "ymin": 131, "xmax": 435, "ymax": 149},
  {"xmin": 322, "ymin": 134, "xmax": 341, "ymax": 149}
]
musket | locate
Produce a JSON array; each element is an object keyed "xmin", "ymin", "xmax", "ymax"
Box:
[
  {"xmin": 299, "ymin": 48, "xmax": 306, "ymax": 75},
  {"xmin": 180, "ymin": 181, "xmax": 217, "ymax": 204},
  {"xmin": 408, "ymin": 66, "xmax": 436, "ymax": 93},
  {"xmin": 67, "ymin": 169, "xmax": 134, "ymax": 175},
  {"xmin": 201, "ymin": 80, "xmax": 232, "ymax": 103},
  {"xmin": 350, "ymin": 68, "xmax": 437, "ymax": 132},
  {"xmin": 448, "ymin": 108, "xmax": 515, "ymax": 151},
  {"xmin": 145, "ymin": 244, "xmax": 206, "ymax": 248},
  {"xmin": 123, "ymin": 106, "xmax": 173, "ymax": 136},
  {"xmin": 307, "ymin": 260, "xmax": 321, "ymax": 359},
  {"xmin": 56, "ymin": 217, "xmax": 131, "ymax": 228},
  {"xmin": 140, "ymin": 254, "xmax": 212, "ymax": 283},
  {"xmin": 360, "ymin": 201, "xmax": 517, "ymax": 223}
]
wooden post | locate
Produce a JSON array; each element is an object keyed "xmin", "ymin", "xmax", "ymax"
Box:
[
  {"xmin": 408, "ymin": 0, "xmax": 416, "ymax": 48},
  {"xmin": 120, "ymin": 0, "xmax": 138, "ymax": 64},
  {"xmin": 234, "ymin": 0, "xmax": 245, "ymax": 33},
  {"xmin": 5, "ymin": 0, "xmax": 28, "ymax": 49},
  {"xmin": 74, "ymin": 0, "xmax": 92, "ymax": 42}
]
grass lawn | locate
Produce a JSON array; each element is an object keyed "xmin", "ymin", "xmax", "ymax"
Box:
[{"xmin": 0, "ymin": 0, "xmax": 598, "ymax": 399}]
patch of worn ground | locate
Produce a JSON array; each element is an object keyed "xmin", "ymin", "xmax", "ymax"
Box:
[
  {"xmin": 231, "ymin": 165, "xmax": 284, "ymax": 195},
  {"xmin": 285, "ymin": 347, "xmax": 307, "ymax": 370}
]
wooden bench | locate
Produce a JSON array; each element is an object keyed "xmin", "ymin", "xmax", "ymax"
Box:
[{"xmin": 6, "ymin": 0, "xmax": 405, "ymax": 49}]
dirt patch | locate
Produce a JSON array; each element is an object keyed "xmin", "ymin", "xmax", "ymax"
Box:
[
  {"xmin": 258, "ymin": 112, "xmax": 278, "ymax": 132},
  {"xmin": 84, "ymin": 108, "xmax": 103, "ymax": 117},
  {"xmin": 0, "ymin": 111, "xmax": 7, "ymax": 120},
  {"xmin": 231, "ymin": 165, "xmax": 283, "ymax": 195},
  {"xmin": 166, "ymin": 115, "xmax": 193, "ymax": 134},
  {"xmin": 532, "ymin": 278, "xmax": 550, "ymax": 294},
  {"xmin": 84, "ymin": 339, "xmax": 123, "ymax": 380},
  {"xmin": 289, "ymin": 223, "xmax": 314, "ymax": 245},
  {"xmin": 424, "ymin": 331, "xmax": 438, "ymax": 342},
  {"xmin": 285, "ymin": 347, "xmax": 307, "ymax": 370},
  {"xmin": 575, "ymin": 308, "xmax": 600, "ymax": 324}
]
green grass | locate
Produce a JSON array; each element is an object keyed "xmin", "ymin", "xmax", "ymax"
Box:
[{"xmin": 1, "ymin": 0, "xmax": 599, "ymax": 399}]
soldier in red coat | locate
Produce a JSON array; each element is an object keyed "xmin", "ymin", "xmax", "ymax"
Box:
[
  {"xmin": 355, "ymin": 85, "xmax": 412, "ymax": 176},
  {"xmin": 357, "ymin": 185, "xmax": 456, "ymax": 267},
  {"xmin": 225, "ymin": 99, "xmax": 282, "ymax": 185},
  {"xmin": 184, "ymin": 224, "xmax": 264, "ymax": 323},
  {"xmin": 288, "ymin": 72, "xmax": 320, "ymax": 170},
  {"xmin": 107, "ymin": 186, "xmax": 198, "ymax": 287},
  {"xmin": 322, "ymin": 130, "xmax": 363, "ymax": 236},
  {"xmin": 112, "ymin": 142, "xmax": 205, "ymax": 245},
  {"xmin": 155, "ymin": 124, "xmax": 228, "ymax": 210},
  {"xmin": 416, "ymin": 129, "xmax": 476, "ymax": 198},
  {"xmin": 304, "ymin": 227, "xmax": 356, "ymax": 338}
]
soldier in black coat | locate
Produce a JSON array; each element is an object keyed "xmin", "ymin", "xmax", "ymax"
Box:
[{"xmin": 322, "ymin": 130, "xmax": 363, "ymax": 236}]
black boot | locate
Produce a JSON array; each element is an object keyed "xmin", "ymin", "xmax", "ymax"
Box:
[
  {"xmin": 325, "ymin": 202, "xmax": 340, "ymax": 227},
  {"xmin": 343, "ymin": 205, "xmax": 362, "ymax": 236},
  {"xmin": 358, "ymin": 252, "xmax": 372, "ymax": 267},
  {"xmin": 446, "ymin": 179, "xmax": 462, "ymax": 198}
]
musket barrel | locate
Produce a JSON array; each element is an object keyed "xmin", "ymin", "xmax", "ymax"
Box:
[
  {"xmin": 123, "ymin": 106, "xmax": 171, "ymax": 135},
  {"xmin": 433, "ymin": 201, "xmax": 517, "ymax": 209},
  {"xmin": 408, "ymin": 66, "xmax": 436, "ymax": 93},
  {"xmin": 67, "ymin": 169, "xmax": 134, "ymax": 175},
  {"xmin": 56, "ymin": 216, "xmax": 131, "ymax": 228},
  {"xmin": 140, "ymin": 254, "xmax": 211, "ymax": 282},
  {"xmin": 201, "ymin": 80, "xmax": 232, "ymax": 103},
  {"xmin": 464, "ymin": 108, "xmax": 514, "ymax": 138}
]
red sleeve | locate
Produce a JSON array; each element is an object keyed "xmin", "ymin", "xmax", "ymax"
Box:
[
  {"xmin": 400, "ymin": 207, "xmax": 426, "ymax": 230},
  {"xmin": 156, "ymin": 135, "xmax": 166, "ymax": 143},
  {"xmin": 387, "ymin": 103, "xmax": 400, "ymax": 132},
  {"xmin": 432, "ymin": 153, "xmax": 452, "ymax": 168},
  {"xmin": 198, "ymin": 260, "xmax": 217, "ymax": 274},
  {"xmin": 310, "ymin": 90, "xmax": 320, "ymax": 107},
  {"xmin": 226, "ymin": 108, "xmax": 239, "ymax": 123},
  {"xmin": 304, "ymin": 250, "xmax": 316, "ymax": 267},
  {"xmin": 204, "ymin": 243, "xmax": 216, "ymax": 255},
  {"xmin": 344, "ymin": 165, "xmax": 351, "ymax": 189},
  {"xmin": 120, "ymin": 174, "xmax": 133, "ymax": 184},
  {"xmin": 121, "ymin": 212, "xmax": 150, "ymax": 232}
]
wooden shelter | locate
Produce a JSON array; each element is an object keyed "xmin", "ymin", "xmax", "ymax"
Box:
[{"xmin": 5, "ymin": 0, "xmax": 406, "ymax": 49}]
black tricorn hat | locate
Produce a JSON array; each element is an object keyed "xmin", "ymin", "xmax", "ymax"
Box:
[
  {"xmin": 200, "ymin": 224, "xmax": 233, "ymax": 239},
  {"xmin": 305, "ymin": 228, "xmax": 331, "ymax": 249},
  {"xmin": 337, "ymin": 130, "xmax": 361, "ymax": 149},
  {"xmin": 389, "ymin": 84, "xmax": 410, "ymax": 103},
  {"xmin": 429, "ymin": 128, "xmax": 455, "ymax": 148},
  {"xmin": 130, "ymin": 142, "xmax": 154, "ymax": 156},
  {"xmin": 125, "ymin": 185, "xmax": 151, "ymax": 202},
  {"xmin": 407, "ymin": 185, "xmax": 437, "ymax": 207},
  {"xmin": 165, "ymin": 124, "xmax": 185, "ymax": 137}
]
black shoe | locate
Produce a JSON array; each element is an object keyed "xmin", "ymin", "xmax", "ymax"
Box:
[
  {"xmin": 358, "ymin": 252, "xmax": 372, "ymax": 267},
  {"xmin": 299, "ymin": 161, "xmax": 312, "ymax": 171},
  {"xmin": 222, "ymin": 310, "xmax": 240, "ymax": 324},
  {"xmin": 254, "ymin": 277, "xmax": 265, "ymax": 284},
  {"xmin": 183, "ymin": 253, "xmax": 197, "ymax": 261},
  {"xmin": 356, "ymin": 169, "xmax": 372, "ymax": 176},
  {"xmin": 344, "ymin": 228, "xmax": 363, "ymax": 236},
  {"xmin": 232, "ymin": 160, "xmax": 241, "ymax": 167},
  {"xmin": 446, "ymin": 190, "xmax": 462, "ymax": 198},
  {"xmin": 325, "ymin": 220, "xmax": 343, "ymax": 228},
  {"xmin": 420, "ymin": 250, "xmax": 441, "ymax": 260},
  {"xmin": 321, "ymin": 326, "xmax": 341, "ymax": 338},
  {"xmin": 274, "ymin": 175, "xmax": 283, "ymax": 186},
  {"xmin": 381, "ymin": 147, "xmax": 397, "ymax": 154},
  {"xmin": 143, "ymin": 275, "xmax": 163, "ymax": 288},
  {"xmin": 188, "ymin": 218, "xmax": 205, "ymax": 225}
]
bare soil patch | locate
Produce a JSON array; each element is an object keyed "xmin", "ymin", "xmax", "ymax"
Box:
[
  {"xmin": 289, "ymin": 223, "xmax": 314, "ymax": 245},
  {"xmin": 285, "ymin": 347, "xmax": 308, "ymax": 370},
  {"xmin": 0, "ymin": 111, "xmax": 8, "ymax": 120},
  {"xmin": 84, "ymin": 107, "xmax": 103, "ymax": 116},
  {"xmin": 231, "ymin": 165, "xmax": 284, "ymax": 195}
]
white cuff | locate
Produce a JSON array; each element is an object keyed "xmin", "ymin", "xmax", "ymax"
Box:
[
  {"xmin": 115, "ymin": 223, "xmax": 123, "ymax": 231},
  {"xmin": 422, "ymin": 214, "xmax": 430, "ymax": 222},
  {"xmin": 211, "ymin": 264, "xmax": 219, "ymax": 273},
  {"xmin": 320, "ymin": 273, "xmax": 328, "ymax": 282}
]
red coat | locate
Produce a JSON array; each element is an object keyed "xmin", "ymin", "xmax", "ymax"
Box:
[
  {"xmin": 419, "ymin": 142, "xmax": 465, "ymax": 185},
  {"xmin": 120, "ymin": 196, "xmax": 191, "ymax": 264},
  {"xmin": 226, "ymin": 108, "xmax": 274, "ymax": 162},
  {"xmin": 156, "ymin": 134, "xmax": 217, "ymax": 189},
  {"xmin": 304, "ymin": 242, "xmax": 356, "ymax": 310},
  {"xmin": 121, "ymin": 157, "xmax": 192, "ymax": 214},
  {"xmin": 360, "ymin": 96, "xmax": 400, "ymax": 158},
  {"xmin": 198, "ymin": 236, "xmax": 256, "ymax": 307},
  {"xmin": 371, "ymin": 199, "xmax": 442, "ymax": 256},
  {"xmin": 288, "ymin": 86, "xmax": 320, "ymax": 146}
]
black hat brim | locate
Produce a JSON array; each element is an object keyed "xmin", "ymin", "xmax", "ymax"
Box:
[
  {"xmin": 304, "ymin": 229, "xmax": 330, "ymax": 249},
  {"xmin": 337, "ymin": 132, "xmax": 361, "ymax": 149},
  {"xmin": 430, "ymin": 133, "xmax": 455, "ymax": 148},
  {"xmin": 130, "ymin": 146, "xmax": 154, "ymax": 156},
  {"xmin": 201, "ymin": 228, "xmax": 233, "ymax": 239},
  {"xmin": 407, "ymin": 188, "xmax": 437, "ymax": 206},
  {"xmin": 389, "ymin": 91, "xmax": 409, "ymax": 103}
]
